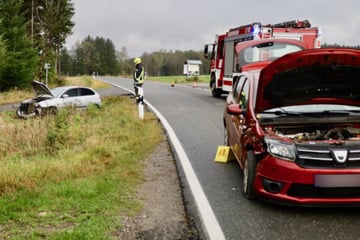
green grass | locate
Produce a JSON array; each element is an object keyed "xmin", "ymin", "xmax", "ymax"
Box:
[
  {"xmin": 146, "ymin": 74, "xmax": 210, "ymax": 84},
  {"xmin": 0, "ymin": 96, "xmax": 163, "ymax": 239}
]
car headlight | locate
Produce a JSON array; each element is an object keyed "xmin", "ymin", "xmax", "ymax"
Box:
[{"xmin": 265, "ymin": 138, "xmax": 296, "ymax": 161}]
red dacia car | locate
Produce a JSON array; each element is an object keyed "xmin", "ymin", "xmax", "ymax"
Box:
[{"xmin": 224, "ymin": 44, "xmax": 360, "ymax": 206}]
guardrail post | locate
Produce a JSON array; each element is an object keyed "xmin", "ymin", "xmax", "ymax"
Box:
[{"xmin": 137, "ymin": 86, "xmax": 144, "ymax": 119}]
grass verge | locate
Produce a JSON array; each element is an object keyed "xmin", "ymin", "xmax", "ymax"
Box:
[{"xmin": 0, "ymin": 95, "xmax": 163, "ymax": 239}]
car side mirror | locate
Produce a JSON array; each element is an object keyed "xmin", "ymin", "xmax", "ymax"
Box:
[
  {"xmin": 227, "ymin": 104, "xmax": 244, "ymax": 115},
  {"xmin": 204, "ymin": 45, "xmax": 208, "ymax": 58},
  {"xmin": 62, "ymin": 94, "xmax": 69, "ymax": 98}
]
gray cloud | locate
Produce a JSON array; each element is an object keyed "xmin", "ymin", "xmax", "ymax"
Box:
[{"xmin": 66, "ymin": 0, "xmax": 360, "ymax": 57}]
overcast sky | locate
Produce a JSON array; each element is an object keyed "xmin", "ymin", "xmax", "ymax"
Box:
[{"xmin": 65, "ymin": 0, "xmax": 360, "ymax": 58}]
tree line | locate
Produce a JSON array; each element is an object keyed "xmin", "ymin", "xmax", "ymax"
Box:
[
  {"xmin": 139, "ymin": 49, "xmax": 209, "ymax": 76},
  {"xmin": 53, "ymin": 39, "xmax": 360, "ymax": 81},
  {"xmin": 60, "ymin": 43, "xmax": 210, "ymax": 78},
  {"xmin": 60, "ymin": 36, "xmax": 119, "ymax": 76}
]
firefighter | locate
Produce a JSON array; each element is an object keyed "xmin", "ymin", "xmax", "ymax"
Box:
[{"xmin": 133, "ymin": 57, "xmax": 145, "ymax": 104}]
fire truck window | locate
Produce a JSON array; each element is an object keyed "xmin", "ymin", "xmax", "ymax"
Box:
[
  {"xmin": 237, "ymin": 50, "xmax": 246, "ymax": 67},
  {"xmin": 244, "ymin": 48, "xmax": 254, "ymax": 62},
  {"xmin": 205, "ymin": 44, "xmax": 215, "ymax": 60},
  {"xmin": 239, "ymin": 42, "xmax": 304, "ymax": 65},
  {"xmin": 245, "ymin": 47, "xmax": 261, "ymax": 63},
  {"xmin": 218, "ymin": 41, "xmax": 223, "ymax": 57}
]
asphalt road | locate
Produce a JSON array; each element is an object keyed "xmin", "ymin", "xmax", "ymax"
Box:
[{"xmin": 101, "ymin": 77, "xmax": 360, "ymax": 240}]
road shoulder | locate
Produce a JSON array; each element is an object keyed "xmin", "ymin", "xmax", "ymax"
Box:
[{"xmin": 116, "ymin": 135, "xmax": 196, "ymax": 239}]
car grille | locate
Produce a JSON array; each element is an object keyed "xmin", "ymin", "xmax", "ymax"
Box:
[
  {"xmin": 295, "ymin": 143, "xmax": 360, "ymax": 168},
  {"xmin": 19, "ymin": 102, "xmax": 35, "ymax": 114},
  {"xmin": 288, "ymin": 184, "xmax": 360, "ymax": 198}
]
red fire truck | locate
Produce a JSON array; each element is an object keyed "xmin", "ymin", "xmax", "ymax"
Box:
[{"xmin": 204, "ymin": 20, "xmax": 321, "ymax": 97}]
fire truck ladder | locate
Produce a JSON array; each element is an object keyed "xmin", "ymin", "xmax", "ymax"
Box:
[{"xmin": 271, "ymin": 19, "xmax": 311, "ymax": 28}]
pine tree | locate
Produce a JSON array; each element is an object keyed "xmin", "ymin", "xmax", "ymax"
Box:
[
  {"xmin": 35, "ymin": 0, "xmax": 75, "ymax": 78},
  {"xmin": 0, "ymin": 0, "xmax": 38, "ymax": 90}
]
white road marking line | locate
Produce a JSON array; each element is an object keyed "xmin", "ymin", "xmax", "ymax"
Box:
[{"xmin": 104, "ymin": 80, "xmax": 226, "ymax": 240}]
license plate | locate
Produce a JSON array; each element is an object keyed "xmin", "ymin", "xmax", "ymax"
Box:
[{"xmin": 315, "ymin": 174, "xmax": 360, "ymax": 188}]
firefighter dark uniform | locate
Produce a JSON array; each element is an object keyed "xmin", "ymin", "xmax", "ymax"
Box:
[{"xmin": 133, "ymin": 57, "xmax": 145, "ymax": 104}]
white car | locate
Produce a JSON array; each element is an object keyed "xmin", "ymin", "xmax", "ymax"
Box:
[{"xmin": 16, "ymin": 80, "xmax": 102, "ymax": 118}]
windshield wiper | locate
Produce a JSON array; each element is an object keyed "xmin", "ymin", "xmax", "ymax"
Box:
[
  {"xmin": 259, "ymin": 109, "xmax": 357, "ymax": 117},
  {"xmin": 325, "ymin": 110, "xmax": 350, "ymax": 115},
  {"xmin": 345, "ymin": 109, "xmax": 360, "ymax": 114},
  {"xmin": 258, "ymin": 109, "xmax": 302, "ymax": 116},
  {"xmin": 301, "ymin": 110, "xmax": 350, "ymax": 116}
]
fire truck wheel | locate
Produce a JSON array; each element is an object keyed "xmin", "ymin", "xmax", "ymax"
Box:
[
  {"xmin": 210, "ymin": 76, "xmax": 221, "ymax": 98},
  {"xmin": 242, "ymin": 150, "xmax": 256, "ymax": 200}
]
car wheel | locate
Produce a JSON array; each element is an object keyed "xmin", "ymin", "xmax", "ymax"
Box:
[
  {"xmin": 43, "ymin": 107, "xmax": 57, "ymax": 116},
  {"xmin": 16, "ymin": 109, "xmax": 22, "ymax": 118},
  {"xmin": 242, "ymin": 150, "xmax": 257, "ymax": 200},
  {"xmin": 49, "ymin": 107, "xmax": 58, "ymax": 115}
]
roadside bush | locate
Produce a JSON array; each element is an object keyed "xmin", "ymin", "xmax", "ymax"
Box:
[
  {"xmin": 0, "ymin": 95, "xmax": 163, "ymax": 238},
  {"xmin": 0, "ymin": 95, "xmax": 162, "ymax": 194}
]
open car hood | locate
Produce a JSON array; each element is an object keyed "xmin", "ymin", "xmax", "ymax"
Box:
[
  {"xmin": 255, "ymin": 48, "xmax": 360, "ymax": 112},
  {"xmin": 32, "ymin": 80, "xmax": 53, "ymax": 97}
]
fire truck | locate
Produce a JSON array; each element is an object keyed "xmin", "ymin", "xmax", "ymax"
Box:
[{"xmin": 204, "ymin": 19, "xmax": 321, "ymax": 97}]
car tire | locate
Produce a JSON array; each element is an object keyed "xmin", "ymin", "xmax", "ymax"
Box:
[
  {"xmin": 49, "ymin": 107, "xmax": 58, "ymax": 115},
  {"xmin": 16, "ymin": 109, "xmax": 22, "ymax": 118},
  {"xmin": 43, "ymin": 107, "xmax": 57, "ymax": 116},
  {"xmin": 242, "ymin": 150, "xmax": 257, "ymax": 200}
]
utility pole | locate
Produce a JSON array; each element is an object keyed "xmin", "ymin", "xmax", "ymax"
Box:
[{"xmin": 31, "ymin": 0, "xmax": 34, "ymax": 42}]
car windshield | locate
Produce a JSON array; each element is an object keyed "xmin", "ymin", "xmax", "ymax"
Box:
[
  {"xmin": 238, "ymin": 42, "xmax": 303, "ymax": 66},
  {"xmin": 51, "ymin": 87, "xmax": 68, "ymax": 98}
]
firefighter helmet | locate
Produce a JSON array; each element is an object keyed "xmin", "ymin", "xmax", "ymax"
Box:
[{"xmin": 134, "ymin": 57, "xmax": 141, "ymax": 65}]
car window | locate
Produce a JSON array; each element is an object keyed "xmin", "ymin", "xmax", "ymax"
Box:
[
  {"xmin": 233, "ymin": 76, "xmax": 246, "ymax": 102},
  {"xmin": 79, "ymin": 88, "xmax": 95, "ymax": 96},
  {"xmin": 51, "ymin": 87, "xmax": 67, "ymax": 97},
  {"xmin": 64, "ymin": 88, "xmax": 78, "ymax": 97},
  {"xmin": 239, "ymin": 78, "xmax": 249, "ymax": 110}
]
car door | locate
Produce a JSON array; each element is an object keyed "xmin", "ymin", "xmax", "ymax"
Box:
[
  {"xmin": 61, "ymin": 88, "xmax": 81, "ymax": 107},
  {"xmin": 226, "ymin": 75, "xmax": 248, "ymax": 164},
  {"xmin": 235, "ymin": 77, "xmax": 250, "ymax": 168},
  {"xmin": 78, "ymin": 88, "xmax": 97, "ymax": 107}
]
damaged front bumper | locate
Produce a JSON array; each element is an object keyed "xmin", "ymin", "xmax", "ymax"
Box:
[{"xmin": 16, "ymin": 101, "xmax": 38, "ymax": 118}]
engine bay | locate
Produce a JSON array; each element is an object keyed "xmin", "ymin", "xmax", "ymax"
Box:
[
  {"xmin": 34, "ymin": 95, "xmax": 53, "ymax": 102},
  {"xmin": 268, "ymin": 124, "xmax": 360, "ymax": 141}
]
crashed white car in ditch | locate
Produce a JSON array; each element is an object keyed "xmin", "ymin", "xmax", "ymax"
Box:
[{"xmin": 16, "ymin": 80, "xmax": 102, "ymax": 118}]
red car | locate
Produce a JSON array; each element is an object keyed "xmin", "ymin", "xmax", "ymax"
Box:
[{"xmin": 223, "ymin": 46, "xmax": 360, "ymax": 206}]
